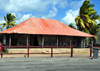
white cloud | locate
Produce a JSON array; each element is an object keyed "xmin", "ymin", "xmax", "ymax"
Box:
[
  {"xmin": 0, "ymin": 19, "xmax": 5, "ymax": 23},
  {"xmin": 70, "ymin": 0, "xmax": 84, "ymax": 10},
  {"xmin": 42, "ymin": 7, "xmax": 57, "ymax": 18},
  {"xmin": 96, "ymin": 20, "xmax": 100, "ymax": 24},
  {"xmin": 16, "ymin": 14, "xmax": 35, "ymax": 24},
  {"xmin": 0, "ymin": 0, "xmax": 68, "ymax": 13},
  {"xmin": 0, "ymin": 0, "xmax": 69, "ymax": 19},
  {"xmin": 58, "ymin": 0, "xmax": 68, "ymax": 8},
  {"xmin": 61, "ymin": 9, "xmax": 79, "ymax": 25},
  {"xmin": 17, "ymin": 13, "xmax": 23, "ymax": 18},
  {"xmin": 41, "ymin": 0, "xmax": 68, "ymax": 18},
  {"xmin": 0, "ymin": 0, "xmax": 48, "ymax": 12}
]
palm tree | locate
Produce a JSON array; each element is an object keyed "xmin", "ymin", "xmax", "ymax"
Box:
[
  {"xmin": 0, "ymin": 13, "xmax": 18, "ymax": 30},
  {"xmin": 69, "ymin": 23, "xmax": 77, "ymax": 29},
  {"xmin": 75, "ymin": 0, "xmax": 100, "ymax": 34},
  {"xmin": 75, "ymin": 0, "xmax": 100, "ymax": 46}
]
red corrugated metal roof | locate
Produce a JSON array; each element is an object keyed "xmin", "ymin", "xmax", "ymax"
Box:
[{"xmin": 0, "ymin": 18, "xmax": 94, "ymax": 37}]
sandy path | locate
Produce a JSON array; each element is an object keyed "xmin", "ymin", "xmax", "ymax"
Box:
[{"xmin": 0, "ymin": 54, "xmax": 94, "ymax": 58}]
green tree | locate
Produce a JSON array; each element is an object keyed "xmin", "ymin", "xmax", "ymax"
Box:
[
  {"xmin": 90, "ymin": 24, "xmax": 100, "ymax": 36},
  {"xmin": 75, "ymin": 0, "xmax": 100, "ymax": 34},
  {"xmin": 69, "ymin": 23, "xmax": 77, "ymax": 29},
  {"xmin": 75, "ymin": 0, "xmax": 100, "ymax": 46},
  {"xmin": 0, "ymin": 13, "xmax": 18, "ymax": 30}
]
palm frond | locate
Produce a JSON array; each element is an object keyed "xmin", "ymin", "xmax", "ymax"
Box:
[
  {"xmin": 69, "ymin": 23, "xmax": 77, "ymax": 29},
  {"xmin": 87, "ymin": 4, "xmax": 95, "ymax": 8},
  {"xmin": 2, "ymin": 24, "xmax": 6, "ymax": 29},
  {"xmin": 75, "ymin": 16, "xmax": 80, "ymax": 25},
  {"xmin": 88, "ymin": 11, "xmax": 96, "ymax": 16},
  {"xmin": 14, "ymin": 18, "xmax": 18, "ymax": 20},
  {"xmin": 79, "ymin": 18, "xmax": 85, "ymax": 29},
  {"xmin": 90, "ymin": 14, "xmax": 100, "ymax": 20},
  {"xmin": 1, "ymin": 13, "xmax": 18, "ymax": 30},
  {"xmin": 0, "ymin": 23, "xmax": 6, "ymax": 25}
]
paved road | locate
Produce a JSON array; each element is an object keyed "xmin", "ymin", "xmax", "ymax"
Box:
[{"xmin": 0, "ymin": 58, "xmax": 100, "ymax": 71}]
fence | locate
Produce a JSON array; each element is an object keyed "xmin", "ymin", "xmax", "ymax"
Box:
[
  {"xmin": 0, "ymin": 44, "xmax": 73, "ymax": 58},
  {"xmin": 90, "ymin": 45, "xmax": 100, "ymax": 57}
]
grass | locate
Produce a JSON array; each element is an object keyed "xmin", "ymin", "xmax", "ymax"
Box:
[{"xmin": 3, "ymin": 52, "xmax": 8, "ymax": 54}]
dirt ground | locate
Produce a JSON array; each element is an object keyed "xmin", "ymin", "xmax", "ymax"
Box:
[{"xmin": 0, "ymin": 53, "xmax": 94, "ymax": 58}]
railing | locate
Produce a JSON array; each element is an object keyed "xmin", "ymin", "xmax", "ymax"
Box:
[
  {"xmin": 0, "ymin": 44, "xmax": 73, "ymax": 58},
  {"xmin": 90, "ymin": 45, "xmax": 100, "ymax": 57}
]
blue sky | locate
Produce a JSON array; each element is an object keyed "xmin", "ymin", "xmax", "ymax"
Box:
[{"xmin": 0, "ymin": 0, "xmax": 100, "ymax": 29}]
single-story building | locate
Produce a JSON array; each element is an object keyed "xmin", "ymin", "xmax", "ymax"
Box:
[{"xmin": 0, "ymin": 18, "xmax": 94, "ymax": 49}]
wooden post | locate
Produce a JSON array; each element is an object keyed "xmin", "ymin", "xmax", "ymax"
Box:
[
  {"xmin": 70, "ymin": 40, "xmax": 72, "ymax": 47},
  {"xmin": 27, "ymin": 35, "xmax": 28, "ymax": 46},
  {"xmin": 51, "ymin": 44, "xmax": 53, "ymax": 58},
  {"xmin": 60, "ymin": 36, "xmax": 61, "ymax": 46},
  {"xmin": 3, "ymin": 34, "xmax": 7, "ymax": 52},
  {"xmin": 28, "ymin": 44, "xmax": 29, "ymax": 57},
  {"xmin": 57, "ymin": 36, "xmax": 58, "ymax": 47},
  {"xmin": 42, "ymin": 35, "xmax": 44, "ymax": 47},
  {"xmin": 26, "ymin": 35, "xmax": 29, "ymax": 57},
  {"xmin": 90, "ymin": 45, "xmax": 92, "ymax": 57},
  {"xmin": 81, "ymin": 38, "xmax": 83, "ymax": 48},
  {"xmin": 71, "ymin": 44, "xmax": 73, "ymax": 57},
  {"xmin": 83, "ymin": 37, "xmax": 85, "ymax": 48},
  {"xmin": 9, "ymin": 35, "xmax": 11, "ymax": 46},
  {"xmin": 92, "ymin": 41, "xmax": 93, "ymax": 47},
  {"xmin": 3, "ymin": 34, "xmax": 6, "ymax": 45},
  {"xmin": 70, "ymin": 37, "xmax": 72, "ymax": 47}
]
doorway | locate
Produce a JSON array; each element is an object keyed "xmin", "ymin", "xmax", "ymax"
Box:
[
  {"xmin": 11, "ymin": 34, "xmax": 17, "ymax": 46},
  {"xmin": 34, "ymin": 35, "xmax": 38, "ymax": 46}
]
